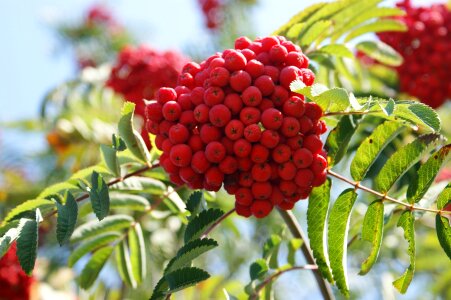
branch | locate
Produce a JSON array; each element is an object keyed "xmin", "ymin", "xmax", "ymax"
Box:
[
  {"xmin": 201, "ymin": 208, "xmax": 236, "ymax": 238},
  {"xmin": 277, "ymin": 209, "xmax": 335, "ymax": 300},
  {"xmin": 326, "ymin": 169, "xmax": 451, "ymax": 215},
  {"xmin": 251, "ymin": 265, "xmax": 318, "ymax": 300}
]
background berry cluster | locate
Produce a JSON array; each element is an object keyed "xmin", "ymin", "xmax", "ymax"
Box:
[
  {"xmin": 377, "ymin": 0, "xmax": 450, "ymax": 108},
  {"xmin": 107, "ymin": 45, "xmax": 189, "ymax": 147},
  {"xmin": 145, "ymin": 36, "xmax": 328, "ymax": 218}
]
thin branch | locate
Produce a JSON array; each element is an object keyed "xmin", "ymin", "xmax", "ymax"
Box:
[
  {"xmin": 277, "ymin": 209, "xmax": 335, "ymax": 300},
  {"xmin": 251, "ymin": 265, "xmax": 319, "ymax": 300},
  {"xmin": 201, "ymin": 208, "xmax": 236, "ymax": 238},
  {"xmin": 326, "ymin": 169, "xmax": 451, "ymax": 215}
]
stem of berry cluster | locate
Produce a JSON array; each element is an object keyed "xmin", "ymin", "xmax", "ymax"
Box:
[
  {"xmin": 277, "ymin": 209, "xmax": 335, "ymax": 300},
  {"xmin": 326, "ymin": 169, "xmax": 451, "ymax": 215}
]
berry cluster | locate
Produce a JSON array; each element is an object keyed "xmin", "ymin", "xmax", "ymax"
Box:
[
  {"xmin": 377, "ymin": 0, "xmax": 450, "ymax": 108},
  {"xmin": 0, "ymin": 243, "xmax": 35, "ymax": 300},
  {"xmin": 145, "ymin": 36, "xmax": 328, "ymax": 218},
  {"xmin": 108, "ymin": 45, "xmax": 189, "ymax": 147},
  {"xmin": 197, "ymin": 0, "xmax": 224, "ymax": 30},
  {"xmin": 86, "ymin": 4, "xmax": 116, "ymax": 26}
]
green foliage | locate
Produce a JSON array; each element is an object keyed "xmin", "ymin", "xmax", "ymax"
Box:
[
  {"xmin": 109, "ymin": 193, "xmax": 151, "ymax": 211},
  {"xmin": 17, "ymin": 211, "xmax": 41, "ymax": 275},
  {"xmin": 128, "ymin": 223, "xmax": 147, "ymax": 284},
  {"xmin": 186, "ymin": 191, "xmax": 204, "ymax": 219},
  {"xmin": 165, "ymin": 267, "xmax": 210, "ymax": 293},
  {"xmin": 344, "ymin": 19, "xmax": 406, "ymax": 42},
  {"xmin": 326, "ymin": 115, "xmax": 361, "ymax": 167},
  {"xmin": 56, "ymin": 192, "xmax": 78, "ymax": 245},
  {"xmin": 290, "ymin": 81, "xmax": 350, "ymax": 112},
  {"xmin": 68, "ymin": 232, "xmax": 121, "ymax": 267},
  {"xmin": 100, "ymin": 144, "xmax": 121, "ymax": 177},
  {"xmin": 0, "ymin": 226, "xmax": 20, "ymax": 259},
  {"xmin": 359, "ymin": 200, "xmax": 384, "ymax": 275},
  {"xmin": 436, "ymin": 184, "xmax": 451, "ymax": 260},
  {"xmin": 112, "ymin": 134, "xmax": 127, "ymax": 151},
  {"xmin": 287, "ymin": 238, "xmax": 303, "ymax": 266},
  {"xmin": 356, "ymin": 41, "xmax": 402, "ymax": 67},
  {"xmin": 89, "ymin": 171, "xmax": 110, "ymax": 221},
  {"xmin": 116, "ymin": 240, "xmax": 137, "ymax": 288},
  {"xmin": 38, "ymin": 182, "xmax": 79, "ymax": 199},
  {"xmin": 375, "ymin": 134, "xmax": 441, "ymax": 193},
  {"xmin": 393, "ymin": 211, "xmax": 415, "ymax": 293},
  {"xmin": 3, "ymin": 199, "xmax": 55, "ymax": 224},
  {"xmin": 307, "ymin": 178, "xmax": 333, "ymax": 282},
  {"xmin": 263, "ymin": 234, "xmax": 282, "ymax": 269},
  {"xmin": 71, "ymin": 215, "xmax": 134, "ymax": 243},
  {"xmin": 328, "ymin": 189, "xmax": 357, "ymax": 297},
  {"xmin": 184, "ymin": 208, "xmax": 224, "ymax": 243},
  {"xmin": 79, "ymin": 246, "xmax": 114, "ymax": 289},
  {"xmin": 250, "ymin": 259, "xmax": 269, "ymax": 280}
]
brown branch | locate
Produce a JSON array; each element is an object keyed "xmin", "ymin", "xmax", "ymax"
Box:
[
  {"xmin": 326, "ymin": 169, "xmax": 451, "ymax": 215},
  {"xmin": 201, "ymin": 208, "xmax": 236, "ymax": 239},
  {"xmin": 277, "ymin": 209, "xmax": 335, "ymax": 300}
]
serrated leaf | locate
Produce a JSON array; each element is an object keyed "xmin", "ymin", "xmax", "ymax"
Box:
[
  {"xmin": 17, "ymin": 212, "xmax": 40, "ymax": 276},
  {"xmin": 287, "ymin": 238, "xmax": 303, "ymax": 266},
  {"xmin": 186, "ymin": 191, "xmax": 203, "ymax": 218},
  {"xmin": 68, "ymin": 233, "xmax": 120, "ymax": 267},
  {"xmin": 273, "ymin": 2, "xmax": 327, "ymax": 36},
  {"xmin": 328, "ymin": 189, "xmax": 358, "ymax": 296},
  {"xmin": 79, "ymin": 246, "xmax": 114, "ymax": 289},
  {"xmin": 118, "ymin": 102, "xmax": 150, "ymax": 162},
  {"xmin": 407, "ymin": 145, "xmax": 451, "ymax": 203},
  {"xmin": 286, "ymin": 22, "xmax": 308, "ymax": 41},
  {"xmin": 129, "ymin": 223, "xmax": 146, "ymax": 284},
  {"xmin": 184, "ymin": 209, "xmax": 224, "ymax": 243},
  {"xmin": 393, "ymin": 211, "xmax": 415, "ymax": 294},
  {"xmin": 250, "ymin": 259, "xmax": 269, "ymax": 280},
  {"xmin": 111, "ymin": 177, "xmax": 166, "ymax": 195},
  {"xmin": 375, "ymin": 134, "xmax": 440, "ymax": 193},
  {"xmin": 109, "ymin": 193, "xmax": 150, "ymax": 211},
  {"xmin": 71, "ymin": 215, "xmax": 134, "ymax": 243},
  {"xmin": 359, "ymin": 200, "xmax": 384, "ymax": 275},
  {"xmin": 112, "ymin": 133, "xmax": 126, "ymax": 151},
  {"xmin": 356, "ymin": 40, "xmax": 403, "ymax": 67},
  {"xmin": 299, "ymin": 20, "xmax": 332, "ymax": 46},
  {"xmin": 318, "ymin": 44, "xmax": 353, "ymax": 58},
  {"xmin": 38, "ymin": 182, "xmax": 79, "ymax": 199},
  {"xmin": 291, "ymin": 82, "xmax": 349, "ymax": 112},
  {"xmin": 0, "ymin": 227, "xmax": 20, "ymax": 259},
  {"xmin": 436, "ymin": 214, "xmax": 451, "ymax": 260},
  {"xmin": 407, "ymin": 103, "xmax": 441, "ymax": 133},
  {"xmin": 101, "ymin": 144, "xmax": 120, "ymax": 177},
  {"xmin": 69, "ymin": 165, "xmax": 112, "ymax": 182},
  {"xmin": 326, "ymin": 115, "xmax": 361, "ymax": 167},
  {"xmin": 56, "ymin": 192, "xmax": 78, "ymax": 245},
  {"xmin": 308, "ymin": 178, "xmax": 333, "ymax": 283},
  {"xmin": 263, "ymin": 235, "xmax": 282, "ymax": 269},
  {"xmin": 165, "ymin": 238, "xmax": 218, "ymax": 274},
  {"xmin": 344, "ymin": 19, "xmax": 406, "ymax": 42},
  {"xmin": 3, "ymin": 199, "xmax": 55, "ymax": 224},
  {"xmin": 165, "ymin": 267, "xmax": 210, "ymax": 293},
  {"xmin": 150, "ymin": 277, "xmax": 169, "ymax": 300},
  {"xmin": 436, "ymin": 183, "xmax": 451, "ymax": 210},
  {"xmin": 351, "ymin": 121, "xmax": 404, "ymax": 181},
  {"xmin": 89, "ymin": 171, "xmax": 110, "ymax": 221},
  {"xmin": 116, "ymin": 240, "xmax": 137, "ymax": 288}
]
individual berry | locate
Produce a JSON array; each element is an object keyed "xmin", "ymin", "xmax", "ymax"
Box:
[
  {"xmin": 205, "ymin": 166, "xmax": 224, "ymax": 187},
  {"xmin": 209, "ymin": 67, "xmax": 230, "ymax": 86},
  {"xmin": 244, "ymin": 124, "xmax": 262, "ymax": 143},
  {"xmin": 240, "ymin": 107, "xmax": 261, "ymax": 125},
  {"xmin": 251, "ymin": 144, "xmax": 270, "ymax": 163},
  {"xmin": 170, "ymin": 144, "xmax": 192, "ymax": 167},
  {"xmin": 251, "ymin": 200, "xmax": 273, "ymax": 218},
  {"xmin": 224, "ymin": 50, "xmax": 247, "ymax": 71},
  {"xmin": 283, "ymin": 96, "xmax": 305, "ymax": 118},
  {"xmin": 281, "ymin": 117, "xmax": 301, "ymax": 137},
  {"xmin": 252, "ymin": 182, "xmax": 272, "ymax": 200},
  {"xmin": 293, "ymin": 148, "xmax": 313, "ymax": 168},
  {"xmin": 209, "ymin": 104, "xmax": 231, "ymax": 127},
  {"xmin": 239, "ymin": 172, "xmax": 254, "ymax": 187},
  {"xmin": 311, "ymin": 154, "xmax": 328, "ymax": 175},
  {"xmin": 242, "ymin": 86, "xmax": 263, "ymax": 107},
  {"xmin": 279, "ymin": 66, "xmax": 302, "ymax": 89},
  {"xmin": 233, "ymin": 138, "xmax": 252, "ymax": 157},
  {"xmin": 295, "ymin": 168, "xmax": 314, "ymax": 187},
  {"xmin": 261, "ymin": 108, "xmax": 283, "ymax": 130},
  {"xmin": 278, "ymin": 161, "xmax": 297, "ymax": 181},
  {"xmin": 162, "ymin": 101, "xmax": 182, "ymax": 121},
  {"xmin": 191, "ymin": 151, "xmax": 211, "ymax": 173},
  {"xmin": 205, "ymin": 141, "xmax": 226, "ymax": 163},
  {"xmin": 225, "ymin": 119, "xmax": 244, "ymax": 140},
  {"xmin": 254, "ymin": 75, "xmax": 275, "ymax": 96},
  {"xmin": 245, "ymin": 59, "xmax": 265, "ymax": 78},
  {"xmin": 303, "ymin": 135, "xmax": 323, "ymax": 154},
  {"xmin": 272, "ymin": 144, "xmax": 292, "ymax": 163},
  {"xmin": 230, "ymin": 70, "xmax": 252, "ymax": 92},
  {"xmin": 235, "ymin": 188, "xmax": 253, "ymax": 206},
  {"xmin": 204, "ymin": 86, "xmax": 225, "ymax": 106},
  {"xmin": 168, "ymin": 124, "xmax": 189, "ymax": 144},
  {"xmin": 224, "ymin": 93, "xmax": 243, "ymax": 115},
  {"xmin": 219, "ymin": 156, "xmax": 238, "ymax": 174},
  {"xmin": 199, "ymin": 124, "xmax": 222, "ymax": 143},
  {"xmin": 260, "ymin": 130, "xmax": 280, "ymax": 148},
  {"xmin": 194, "ymin": 104, "xmax": 210, "ymax": 123},
  {"xmin": 251, "ymin": 163, "xmax": 272, "ymax": 182},
  {"xmin": 235, "ymin": 203, "xmax": 252, "ymax": 217}
]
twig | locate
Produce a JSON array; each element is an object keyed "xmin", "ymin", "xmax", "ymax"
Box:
[
  {"xmin": 201, "ymin": 208, "xmax": 236, "ymax": 239},
  {"xmin": 326, "ymin": 169, "xmax": 451, "ymax": 215},
  {"xmin": 277, "ymin": 209, "xmax": 335, "ymax": 300},
  {"xmin": 251, "ymin": 265, "xmax": 318, "ymax": 300}
]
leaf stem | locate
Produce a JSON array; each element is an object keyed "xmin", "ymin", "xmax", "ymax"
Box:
[
  {"xmin": 326, "ymin": 169, "xmax": 451, "ymax": 215},
  {"xmin": 251, "ymin": 264, "xmax": 319, "ymax": 300},
  {"xmin": 201, "ymin": 208, "xmax": 236, "ymax": 238},
  {"xmin": 277, "ymin": 209, "xmax": 335, "ymax": 300}
]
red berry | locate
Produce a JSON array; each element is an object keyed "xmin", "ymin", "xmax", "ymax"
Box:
[
  {"xmin": 240, "ymin": 107, "xmax": 261, "ymax": 125},
  {"xmin": 230, "ymin": 70, "xmax": 252, "ymax": 92},
  {"xmin": 204, "ymin": 86, "xmax": 225, "ymax": 106},
  {"xmin": 252, "ymin": 182, "xmax": 272, "ymax": 200},
  {"xmin": 233, "ymin": 138, "xmax": 252, "ymax": 157},
  {"xmin": 295, "ymin": 169, "xmax": 314, "ymax": 187},
  {"xmin": 242, "ymin": 86, "xmax": 263, "ymax": 107},
  {"xmin": 260, "ymin": 130, "xmax": 280, "ymax": 148},
  {"xmin": 244, "ymin": 124, "xmax": 262, "ymax": 143},
  {"xmin": 251, "ymin": 144, "xmax": 270, "ymax": 163},
  {"xmin": 251, "ymin": 163, "xmax": 271, "ymax": 182},
  {"xmin": 272, "ymin": 144, "xmax": 292, "ymax": 163},
  {"xmin": 254, "ymin": 75, "xmax": 275, "ymax": 96},
  {"xmin": 224, "ymin": 51, "xmax": 247, "ymax": 71},
  {"xmin": 170, "ymin": 144, "xmax": 192, "ymax": 167},
  {"xmin": 251, "ymin": 200, "xmax": 273, "ymax": 218},
  {"xmin": 293, "ymin": 148, "xmax": 313, "ymax": 168},
  {"xmin": 209, "ymin": 104, "xmax": 231, "ymax": 127},
  {"xmin": 162, "ymin": 101, "xmax": 182, "ymax": 121},
  {"xmin": 191, "ymin": 151, "xmax": 211, "ymax": 173},
  {"xmin": 261, "ymin": 108, "xmax": 283, "ymax": 130},
  {"xmin": 168, "ymin": 124, "xmax": 189, "ymax": 144},
  {"xmin": 283, "ymin": 96, "xmax": 305, "ymax": 118},
  {"xmin": 303, "ymin": 135, "xmax": 323, "ymax": 154},
  {"xmin": 279, "ymin": 66, "xmax": 302, "ymax": 89}
]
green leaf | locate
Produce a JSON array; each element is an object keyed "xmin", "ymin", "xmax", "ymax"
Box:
[
  {"xmin": 56, "ymin": 192, "xmax": 78, "ymax": 245},
  {"xmin": 71, "ymin": 215, "xmax": 134, "ymax": 243},
  {"xmin": 307, "ymin": 178, "xmax": 333, "ymax": 283},
  {"xmin": 356, "ymin": 41, "xmax": 403, "ymax": 67},
  {"xmin": 290, "ymin": 81, "xmax": 349, "ymax": 112},
  {"xmin": 436, "ymin": 214, "xmax": 451, "ymax": 260},
  {"xmin": 118, "ymin": 102, "xmax": 150, "ymax": 162},
  {"xmin": 17, "ymin": 211, "xmax": 41, "ymax": 276},
  {"xmin": 407, "ymin": 103, "xmax": 442, "ymax": 133},
  {"xmin": 165, "ymin": 267, "xmax": 210, "ymax": 293},
  {"xmin": 112, "ymin": 134, "xmax": 126, "ymax": 151},
  {"xmin": 3, "ymin": 199, "xmax": 54, "ymax": 224},
  {"xmin": 89, "ymin": 171, "xmax": 110, "ymax": 221},
  {"xmin": 0, "ymin": 226, "xmax": 20, "ymax": 259},
  {"xmin": 344, "ymin": 19, "xmax": 406, "ymax": 42},
  {"xmin": 359, "ymin": 200, "xmax": 384, "ymax": 275},
  {"xmin": 128, "ymin": 223, "xmax": 146, "ymax": 284},
  {"xmin": 165, "ymin": 238, "xmax": 218, "ymax": 274},
  {"xmin": 326, "ymin": 115, "xmax": 361, "ymax": 167},
  {"xmin": 375, "ymin": 134, "xmax": 440, "ymax": 193},
  {"xmin": 68, "ymin": 233, "xmax": 121, "ymax": 267},
  {"xmin": 299, "ymin": 20, "xmax": 332, "ymax": 46},
  {"xmin": 436, "ymin": 183, "xmax": 451, "ymax": 210},
  {"xmin": 100, "ymin": 144, "xmax": 120, "ymax": 177},
  {"xmin": 79, "ymin": 246, "xmax": 114, "ymax": 289},
  {"xmin": 317, "ymin": 44, "xmax": 353, "ymax": 58},
  {"xmin": 263, "ymin": 235, "xmax": 282, "ymax": 269},
  {"xmin": 250, "ymin": 258, "xmax": 269, "ymax": 280},
  {"xmin": 186, "ymin": 191, "xmax": 203, "ymax": 218},
  {"xmin": 273, "ymin": 2, "xmax": 327, "ymax": 36},
  {"xmin": 351, "ymin": 121, "xmax": 404, "ymax": 181},
  {"xmin": 70, "ymin": 165, "xmax": 112, "ymax": 182},
  {"xmin": 150, "ymin": 277, "xmax": 169, "ymax": 300},
  {"xmin": 286, "ymin": 22, "xmax": 308, "ymax": 41},
  {"xmin": 184, "ymin": 208, "xmax": 224, "ymax": 243},
  {"xmin": 109, "ymin": 193, "xmax": 150, "ymax": 212},
  {"xmin": 116, "ymin": 240, "xmax": 137, "ymax": 288},
  {"xmin": 111, "ymin": 177, "xmax": 166, "ymax": 195},
  {"xmin": 328, "ymin": 189, "xmax": 358, "ymax": 296},
  {"xmin": 38, "ymin": 182, "xmax": 79, "ymax": 199},
  {"xmin": 392, "ymin": 211, "xmax": 415, "ymax": 294},
  {"xmin": 287, "ymin": 238, "xmax": 303, "ymax": 266},
  {"xmin": 407, "ymin": 145, "xmax": 451, "ymax": 203}
]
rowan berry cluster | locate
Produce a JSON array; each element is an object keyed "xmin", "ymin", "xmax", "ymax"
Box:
[
  {"xmin": 0, "ymin": 243, "xmax": 35, "ymax": 300},
  {"xmin": 107, "ymin": 45, "xmax": 189, "ymax": 147},
  {"xmin": 146, "ymin": 36, "xmax": 328, "ymax": 218},
  {"xmin": 377, "ymin": 0, "xmax": 450, "ymax": 108},
  {"xmin": 197, "ymin": 0, "xmax": 224, "ymax": 30},
  {"xmin": 86, "ymin": 4, "xmax": 116, "ymax": 26}
]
